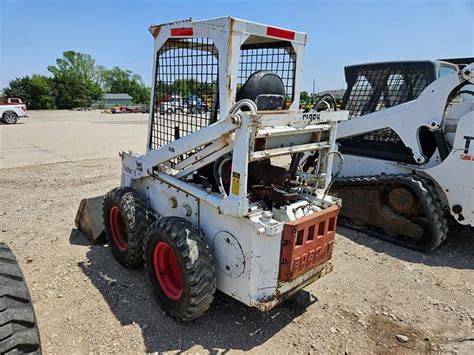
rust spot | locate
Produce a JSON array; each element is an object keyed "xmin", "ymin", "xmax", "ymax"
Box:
[{"xmin": 151, "ymin": 27, "xmax": 161, "ymax": 38}]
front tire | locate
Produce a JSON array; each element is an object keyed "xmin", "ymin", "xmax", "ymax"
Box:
[
  {"xmin": 103, "ymin": 187, "xmax": 148, "ymax": 268},
  {"xmin": 144, "ymin": 217, "xmax": 216, "ymax": 321},
  {"xmin": 2, "ymin": 112, "xmax": 18, "ymax": 124}
]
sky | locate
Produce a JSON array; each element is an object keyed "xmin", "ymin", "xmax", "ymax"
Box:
[{"xmin": 1, "ymin": 0, "xmax": 473, "ymax": 92}]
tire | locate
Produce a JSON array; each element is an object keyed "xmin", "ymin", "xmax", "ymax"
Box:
[
  {"xmin": 144, "ymin": 217, "xmax": 216, "ymax": 321},
  {"xmin": 103, "ymin": 187, "xmax": 149, "ymax": 268},
  {"xmin": 0, "ymin": 242, "xmax": 41, "ymax": 354},
  {"xmin": 2, "ymin": 112, "xmax": 18, "ymax": 125}
]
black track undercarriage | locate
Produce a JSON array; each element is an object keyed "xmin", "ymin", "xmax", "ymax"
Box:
[{"xmin": 330, "ymin": 174, "xmax": 449, "ymax": 252}]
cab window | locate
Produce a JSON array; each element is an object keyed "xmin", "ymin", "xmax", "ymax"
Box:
[{"xmin": 438, "ymin": 65, "xmax": 457, "ymax": 78}]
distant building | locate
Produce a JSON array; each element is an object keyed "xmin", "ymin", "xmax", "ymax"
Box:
[{"xmin": 102, "ymin": 93, "xmax": 133, "ymax": 107}]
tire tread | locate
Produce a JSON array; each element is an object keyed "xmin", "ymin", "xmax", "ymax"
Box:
[
  {"xmin": 0, "ymin": 243, "xmax": 40, "ymax": 354},
  {"xmin": 144, "ymin": 217, "xmax": 216, "ymax": 321}
]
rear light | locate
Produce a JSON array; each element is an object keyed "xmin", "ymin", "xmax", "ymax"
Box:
[{"xmin": 21, "ymin": 105, "xmax": 27, "ymax": 112}]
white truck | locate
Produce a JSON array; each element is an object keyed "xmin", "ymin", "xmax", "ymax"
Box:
[{"xmin": 0, "ymin": 98, "xmax": 27, "ymax": 124}]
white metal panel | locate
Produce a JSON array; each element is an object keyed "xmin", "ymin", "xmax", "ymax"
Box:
[{"xmin": 424, "ymin": 112, "xmax": 474, "ymax": 226}]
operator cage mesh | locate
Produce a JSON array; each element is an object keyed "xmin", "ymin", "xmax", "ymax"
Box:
[
  {"xmin": 342, "ymin": 66, "xmax": 429, "ymax": 144},
  {"xmin": 150, "ymin": 37, "xmax": 219, "ymax": 156},
  {"xmin": 238, "ymin": 41, "xmax": 296, "ymax": 106},
  {"xmin": 149, "ymin": 37, "xmax": 296, "ymax": 165}
]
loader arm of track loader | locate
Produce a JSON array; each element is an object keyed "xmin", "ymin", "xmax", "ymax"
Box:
[{"xmin": 336, "ymin": 64, "xmax": 474, "ymax": 164}]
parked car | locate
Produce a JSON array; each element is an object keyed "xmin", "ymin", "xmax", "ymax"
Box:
[
  {"xmin": 0, "ymin": 97, "xmax": 23, "ymax": 105},
  {"xmin": 159, "ymin": 95, "xmax": 187, "ymax": 114},
  {"xmin": 0, "ymin": 99, "xmax": 27, "ymax": 124},
  {"xmin": 186, "ymin": 95, "xmax": 208, "ymax": 114}
]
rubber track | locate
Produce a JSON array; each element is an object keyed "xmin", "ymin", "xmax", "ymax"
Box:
[
  {"xmin": 103, "ymin": 187, "xmax": 149, "ymax": 268},
  {"xmin": 332, "ymin": 174, "xmax": 449, "ymax": 252},
  {"xmin": 144, "ymin": 217, "xmax": 216, "ymax": 321},
  {"xmin": 0, "ymin": 242, "xmax": 41, "ymax": 354}
]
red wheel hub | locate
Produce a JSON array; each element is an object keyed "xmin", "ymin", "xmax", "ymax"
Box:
[
  {"xmin": 109, "ymin": 206, "xmax": 128, "ymax": 251},
  {"xmin": 153, "ymin": 242, "xmax": 184, "ymax": 300}
]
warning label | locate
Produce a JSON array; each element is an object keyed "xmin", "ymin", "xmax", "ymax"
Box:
[{"xmin": 231, "ymin": 172, "xmax": 240, "ymax": 196}]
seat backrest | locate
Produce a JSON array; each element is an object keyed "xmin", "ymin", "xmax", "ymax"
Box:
[{"xmin": 236, "ymin": 71, "xmax": 285, "ymax": 110}]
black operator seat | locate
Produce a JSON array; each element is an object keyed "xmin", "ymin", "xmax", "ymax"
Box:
[{"xmin": 236, "ymin": 70, "xmax": 285, "ymax": 110}]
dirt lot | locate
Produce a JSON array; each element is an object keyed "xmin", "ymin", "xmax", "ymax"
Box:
[{"xmin": 1, "ymin": 111, "xmax": 473, "ymax": 354}]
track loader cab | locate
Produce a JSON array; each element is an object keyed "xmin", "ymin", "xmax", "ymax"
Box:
[
  {"xmin": 331, "ymin": 58, "xmax": 474, "ymax": 252},
  {"xmin": 338, "ymin": 60, "xmax": 463, "ymax": 164}
]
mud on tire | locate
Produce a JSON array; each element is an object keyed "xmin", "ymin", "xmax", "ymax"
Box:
[
  {"xmin": 103, "ymin": 187, "xmax": 149, "ymax": 268},
  {"xmin": 0, "ymin": 242, "xmax": 41, "ymax": 354},
  {"xmin": 144, "ymin": 217, "xmax": 216, "ymax": 321}
]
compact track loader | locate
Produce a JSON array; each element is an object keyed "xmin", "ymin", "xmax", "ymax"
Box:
[
  {"xmin": 314, "ymin": 59, "xmax": 473, "ymax": 252},
  {"xmin": 101, "ymin": 17, "xmax": 347, "ymax": 321}
]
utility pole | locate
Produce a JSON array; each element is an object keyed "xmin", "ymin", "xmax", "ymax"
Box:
[{"xmin": 312, "ymin": 77, "xmax": 315, "ymax": 104}]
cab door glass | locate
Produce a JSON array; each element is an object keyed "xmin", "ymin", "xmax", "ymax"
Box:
[{"xmin": 438, "ymin": 65, "xmax": 457, "ymax": 78}]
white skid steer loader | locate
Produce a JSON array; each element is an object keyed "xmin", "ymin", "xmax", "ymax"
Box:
[
  {"xmin": 314, "ymin": 59, "xmax": 473, "ymax": 252},
  {"xmin": 101, "ymin": 17, "xmax": 347, "ymax": 321}
]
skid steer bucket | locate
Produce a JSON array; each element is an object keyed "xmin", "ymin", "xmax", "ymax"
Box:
[{"xmin": 75, "ymin": 196, "xmax": 105, "ymax": 244}]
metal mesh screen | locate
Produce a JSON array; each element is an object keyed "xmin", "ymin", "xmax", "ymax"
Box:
[
  {"xmin": 360, "ymin": 128, "xmax": 402, "ymax": 143},
  {"xmin": 150, "ymin": 38, "xmax": 219, "ymax": 157},
  {"xmin": 344, "ymin": 68, "xmax": 428, "ymax": 119},
  {"xmin": 341, "ymin": 66, "xmax": 429, "ymax": 144},
  {"xmin": 238, "ymin": 42, "xmax": 295, "ymax": 107}
]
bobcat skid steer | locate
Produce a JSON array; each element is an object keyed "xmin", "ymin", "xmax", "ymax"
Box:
[
  {"xmin": 101, "ymin": 17, "xmax": 347, "ymax": 321},
  {"xmin": 326, "ymin": 59, "xmax": 474, "ymax": 252}
]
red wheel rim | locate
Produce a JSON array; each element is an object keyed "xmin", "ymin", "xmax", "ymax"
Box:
[
  {"xmin": 153, "ymin": 242, "xmax": 184, "ymax": 300},
  {"xmin": 109, "ymin": 206, "xmax": 128, "ymax": 251}
]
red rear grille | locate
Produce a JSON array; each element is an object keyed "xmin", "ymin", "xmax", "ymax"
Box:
[{"xmin": 279, "ymin": 204, "xmax": 339, "ymax": 282}]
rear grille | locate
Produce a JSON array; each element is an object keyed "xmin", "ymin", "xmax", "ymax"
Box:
[{"xmin": 279, "ymin": 205, "xmax": 339, "ymax": 282}]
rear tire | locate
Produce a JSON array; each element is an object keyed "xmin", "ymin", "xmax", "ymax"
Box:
[
  {"xmin": 2, "ymin": 112, "xmax": 18, "ymax": 125},
  {"xmin": 103, "ymin": 187, "xmax": 148, "ymax": 268},
  {"xmin": 0, "ymin": 242, "xmax": 41, "ymax": 354},
  {"xmin": 144, "ymin": 217, "xmax": 216, "ymax": 321}
]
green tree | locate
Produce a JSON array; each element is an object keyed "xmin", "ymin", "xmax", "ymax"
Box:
[
  {"xmin": 47, "ymin": 50, "xmax": 99, "ymax": 83},
  {"xmin": 3, "ymin": 75, "xmax": 54, "ymax": 109},
  {"xmin": 300, "ymin": 91, "xmax": 309, "ymax": 103},
  {"xmin": 99, "ymin": 67, "xmax": 150, "ymax": 104},
  {"xmin": 48, "ymin": 51, "xmax": 102, "ymax": 108},
  {"xmin": 51, "ymin": 73, "xmax": 94, "ymax": 109}
]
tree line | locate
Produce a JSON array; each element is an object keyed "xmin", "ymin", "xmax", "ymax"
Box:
[{"xmin": 2, "ymin": 51, "xmax": 150, "ymax": 109}]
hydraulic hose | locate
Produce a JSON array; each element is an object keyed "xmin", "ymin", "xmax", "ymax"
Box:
[{"xmin": 322, "ymin": 150, "xmax": 345, "ymax": 202}]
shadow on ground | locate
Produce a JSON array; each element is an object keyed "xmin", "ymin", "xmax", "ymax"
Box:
[
  {"xmin": 71, "ymin": 230, "xmax": 311, "ymax": 353},
  {"xmin": 337, "ymin": 225, "xmax": 474, "ymax": 270}
]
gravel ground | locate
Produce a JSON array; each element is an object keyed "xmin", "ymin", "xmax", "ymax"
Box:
[{"xmin": 0, "ymin": 112, "xmax": 473, "ymax": 354}]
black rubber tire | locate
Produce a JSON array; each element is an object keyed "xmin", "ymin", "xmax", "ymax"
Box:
[
  {"xmin": 0, "ymin": 242, "xmax": 41, "ymax": 354},
  {"xmin": 2, "ymin": 112, "xmax": 18, "ymax": 125},
  {"xmin": 103, "ymin": 187, "xmax": 149, "ymax": 268},
  {"xmin": 144, "ymin": 217, "xmax": 216, "ymax": 321}
]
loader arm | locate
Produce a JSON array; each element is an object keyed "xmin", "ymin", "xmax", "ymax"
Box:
[{"xmin": 336, "ymin": 64, "xmax": 474, "ymax": 164}]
